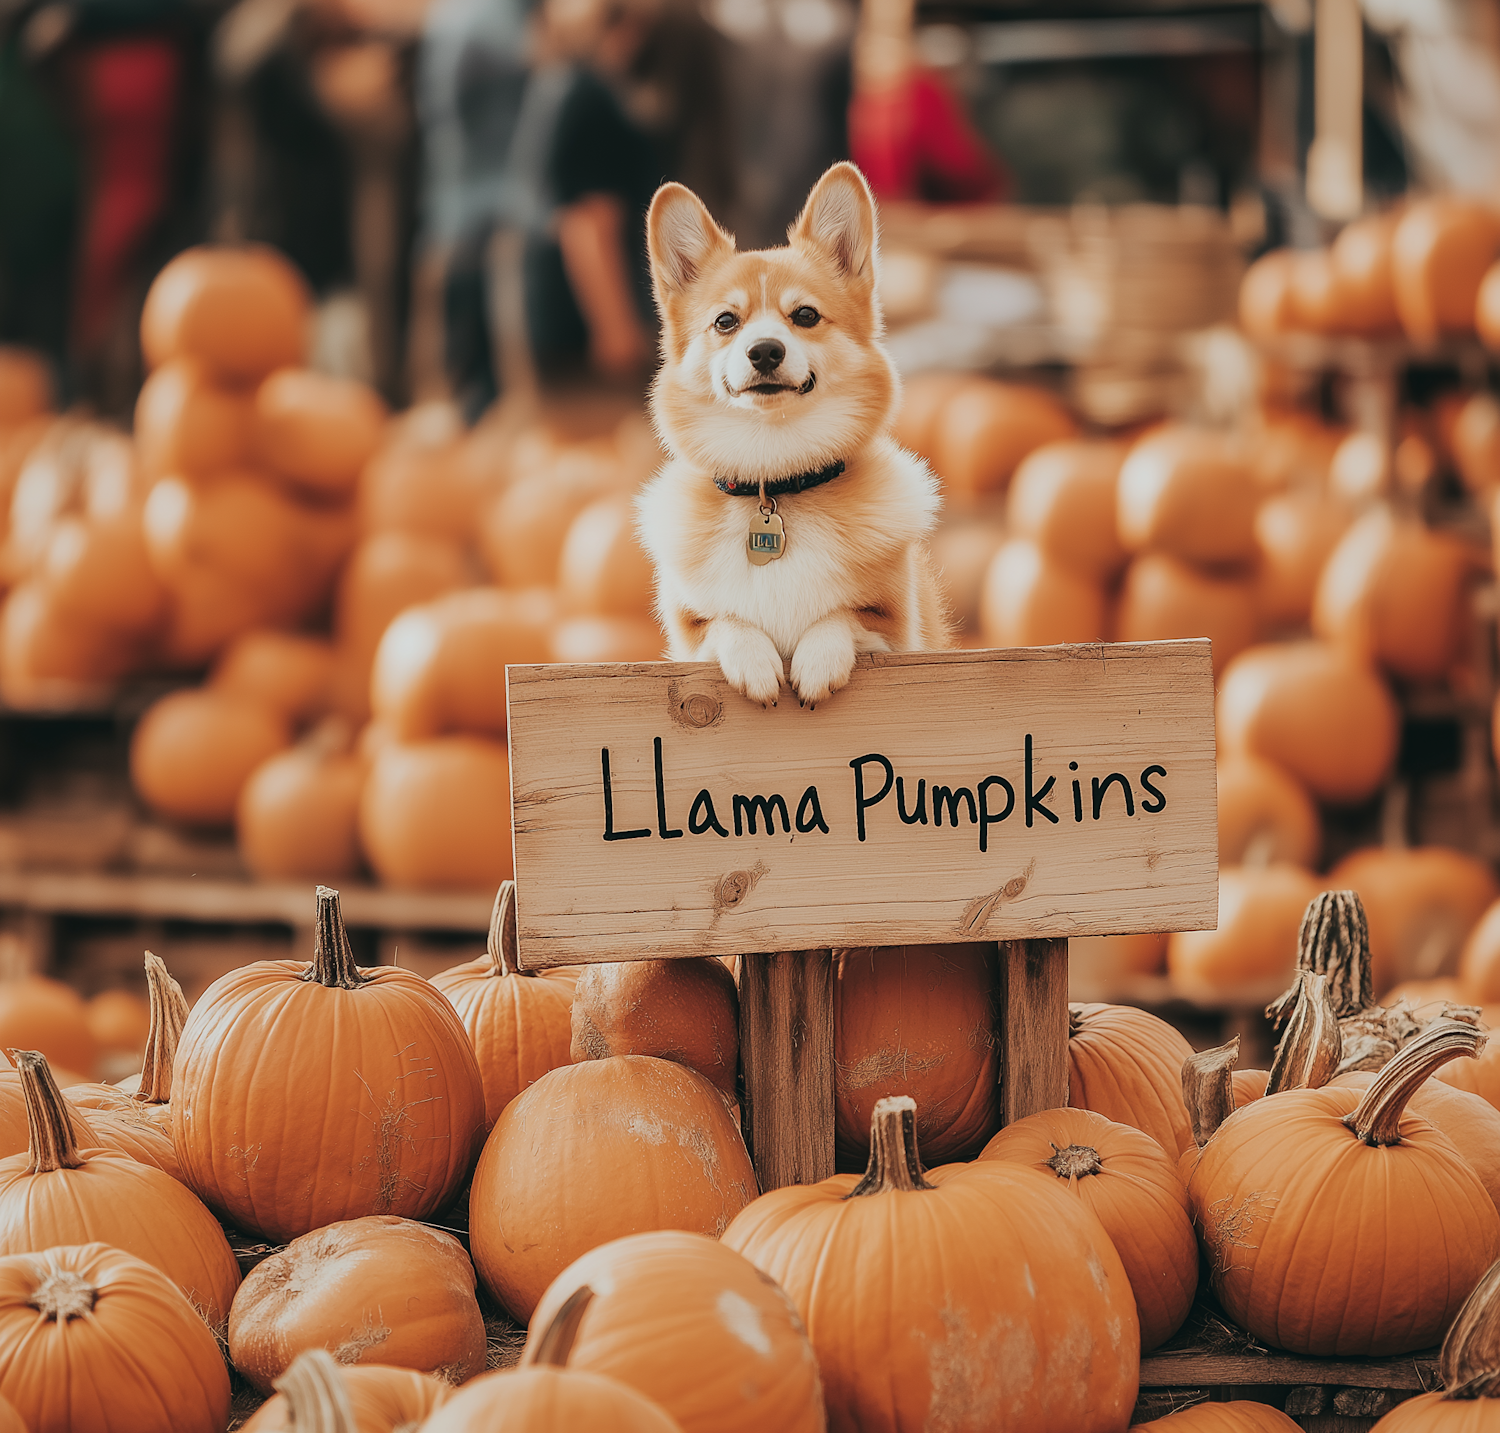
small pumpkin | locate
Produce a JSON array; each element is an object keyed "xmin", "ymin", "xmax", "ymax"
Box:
[
  {"xmin": 469, "ymin": 1055, "xmax": 758, "ymax": 1321},
  {"xmin": 0, "ymin": 1061, "xmax": 95, "ymax": 1161},
  {"xmin": 228, "ymin": 1215, "xmax": 486, "ymax": 1394},
  {"xmin": 1114, "ymin": 553, "xmax": 1257, "ymax": 676},
  {"xmin": 977, "ymin": 1106, "xmax": 1198, "ymax": 1351},
  {"xmin": 1134, "ymin": 1403, "xmax": 1301, "ymax": 1431},
  {"xmin": 1004, "ymin": 440, "xmax": 1127, "ymax": 582},
  {"xmin": 41, "ymin": 513, "xmax": 169, "ymax": 639},
  {"xmin": 1252, "ymin": 489, "xmax": 1352, "ymax": 630},
  {"xmin": 171, "ymin": 887, "xmax": 485, "ymax": 1242},
  {"xmin": 0, "ymin": 975, "xmax": 97, "ymax": 1077},
  {"xmin": 0, "ymin": 1243, "xmax": 232, "ymax": 1433},
  {"xmin": 237, "ymin": 720, "xmax": 365, "ymax": 881},
  {"xmin": 83, "ymin": 987, "xmax": 150, "ymax": 1077},
  {"xmin": 570, "ymin": 957, "xmax": 738, "ymax": 1104},
  {"xmin": 1452, "ymin": 393, "xmax": 1500, "ymax": 494},
  {"xmin": 723, "ymin": 1095, "xmax": 1139, "ymax": 1432},
  {"xmin": 1217, "ymin": 754, "xmax": 1321, "ymax": 869},
  {"xmin": 1329, "ymin": 211, "xmax": 1400, "ymax": 334},
  {"xmin": 479, "ymin": 455, "xmax": 617, "ymax": 587},
  {"xmin": 1392, "ymin": 199, "xmax": 1500, "ymax": 344},
  {"xmin": 558, "ymin": 497, "xmax": 655, "ymax": 616},
  {"xmin": 133, "ymin": 357, "xmax": 252, "ymax": 480},
  {"xmin": 1067, "ymin": 1002, "xmax": 1195, "ymax": 1157},
  {"xmin": 929, "ymin": 519, "xmax": 1006, "ymax": 632},
  {"xmin": 1286, "ymin": 248, "xmax": 1344, "ymax": 331},
  {"xmin": 891, "ymin": 371, "xmax": 970, "ymax": 463},
  {"xmin": 432, "ymin": 881, "xmax": 577, "ymax": 1130},
  {"xmin": 1461, "ymin": 901, "xmax": 1500, "ymax": 1003},
  {"xmin": 0, "ymin": 582, "xmax": 134, "ymax": 699},
  {"xmin": 359, "ymin": 439, "xmax": 491, "ymax": 546},
  {"xmin": 978, "ymin": 539, "xmax": 1107, "ymax": 648},
  {"xmin": 211, "ymin": 630, "xmax": 337, "ymax": 726},
  {"xmin": 1238, "ymin": 250, "xmax": 1297, "ymax": 338},
  {"xmin": 1116, "ymin": 427, "xmax": 1259, "ymax": 566},
  {"xmin": 524, "ymin": 1231, "xmax": 824, "ymax": 1433},
  {"xmin": 0, "ymin": 1050, "xmax": 241, "ymax": 1330},
  {"xmin": 240, "ymin": 1351, "xmax": 450, "ymax": 1433},
  {"xmin": 254, "ymin": 369, "xmax": 388, "ymax": 499},
  {"xmin": 929, "ymin": 379, "xmax": 1077, "ymax": 498}
]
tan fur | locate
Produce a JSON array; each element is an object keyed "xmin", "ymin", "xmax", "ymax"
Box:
[{"xmin": 637, "ymin": 162, "xmax": 949, "ymax": 707}]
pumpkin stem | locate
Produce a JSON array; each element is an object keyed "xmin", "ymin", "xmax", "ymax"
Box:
[
  {"xmin": 275, "ymin": 1349, "xmax": 356, "ymax": 1433},
  {"xmin": 306, "ymin": 887, "xmax": 364, "ymax": 990},
  {"xmin": 1265, "ymin": 972, "xmax": 1342, "ymax": 1096},
  {"xmin": 487, "ymin": 880, "xmax": 526, "ymax": 979},
  {"xmin": 847, "ymin": 1095, "xmax": 935, "ymax": 1196},
  {"xmin": 134, "ymin": 951, "xmax": 188, "ymax": 1105},
  {"xmin": 530, "ymin": 1285, "xmax": 595, "ymax": 1367},
  {"xmin": 31, "ymin": 1266, "xmax": 96, "ymax": 1322},
  {"xmin": 7, "ymin": 1049, "xmax": 85, "ymax": 1174},
  {"xmin": 1440, "ymin": 1255, "xmax": 1500, "ymax": 1399},
  {"xmin": 1268, "ymin": 890, "xmax": 1372, "ymax": 1030},
  {"xmin": 1046, "ymin": 1142, "xmax": 1103, "ymax": 1179},
  {"xmin": 1068, "ymin": 1003, "xmax": 1085, "ymax": 1039},
  {"xmin": 1345, "ymin": 1020, "xmax": 1486, "ymax": 1147},
  {"xmin": 1181, "ymin": 1038, "xmax": 1239, "ymax": 1148}
]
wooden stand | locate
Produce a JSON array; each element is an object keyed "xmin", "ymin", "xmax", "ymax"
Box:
[{"xmin": 738, "ymin": 938, "xmax": 1069, "ymax": 1191}]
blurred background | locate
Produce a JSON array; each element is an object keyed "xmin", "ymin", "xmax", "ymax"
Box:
[{"xmin": 4, "ymin": 0, "xmax": 1500, "ymax": 1079}]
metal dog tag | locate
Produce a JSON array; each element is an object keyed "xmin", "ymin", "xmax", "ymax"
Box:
[{"xmin": 748, "ymin": 506, "xmax": 785, "ymax": 565}]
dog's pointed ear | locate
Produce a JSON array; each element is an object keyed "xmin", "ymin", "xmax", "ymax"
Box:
[
  {"xmin": 789, "ymin": 162, "xmax": 878, "ymax": 284},
  {"xmin": 648, "ymin": 183, "xmax": 733, "ymax": 298}
]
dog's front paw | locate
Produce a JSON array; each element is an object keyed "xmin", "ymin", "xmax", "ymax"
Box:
[
  {"xmin": 791, "ymin": 625, "xmax": 857, "ymax": 707},
  {"xmin": 718, "ymin": 628, "xmax": 784, "ymax": 707}
]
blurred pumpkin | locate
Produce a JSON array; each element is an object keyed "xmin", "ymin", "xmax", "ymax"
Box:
[
  {"xmin": 1461, "ymin": 900, "xmax": 1500, "ymax": 1004},
  {"xmin": 1328, "ymin": 430, "xmax": 1390, "ymax": 503},
  {"xmin": 1117, "ymin": 427, "xmax": 1258, "ymax": 566},
  {"xmin": 1392, "ymin": 199, "xmax": 1500, "ymax": 344},
  {"xmin": 154, "ymin": 562, "xmax": 286, "ymax": 669},
  {"xmin": 929, "ymin": 519, "xmax": 1006, "ymax": 633},
  {"xmin": 133, "ymin": 358, "xmax": 252, "ymax": 481},
  {"xmin": 1479, "ymin": 257, "xmax": 1500, "ymax": 350},
  {"xmin": 0, "ymin": 975, "xmax": 98, "ymax": 1076},
  {"xmin": 978, "ymin": 539, "xmax": 1107, "ymax": 648},
  {"xmin": 0, "ymin": 581, "xmax": 134, "ymax": 703},
  {"xmin": 85, "ymin": 989, "xmax": 150, "ymax": 1072},
  {"xmin": 1253, "ymin": 489, "xmax": 1352, "ymax": 630},
  {"xmin": 359, "ymin": 439, "xmax": 492, "ymax": 545},
  {"xmin": 211, "ymin": 629, "xmax": 336, "ymax": 725},
  {"xmin": 548, "ymin": 616, "xmax": 665, "ymax": 663},
  {"xmin": 928, "ymin": 379, "xmax": 1076, "ymax": 498},
  {"xmin": 1238, "ymin": 249, "xmax": 1297, "ymax": 338},
  {"xmin": 0, "ymin": 347, "xmax": 52, "ymax": 427},
  {"xmin": 41, "ymin": 513, "xmax": 169, "ymax": 638},
  {"xmin": 1453, "ymin": 392, "xmax": 1500, "ymax": 494},
  {"xmin": 1114, "ymin": 553, "xmax": 1257, "ymax": 674},
  {"xmin": 558, "ymin": 497, "xmax": 654, "ymax": 615},
  {"xmin": 1286, "ymin": 249, "xmax": 1344, "ymax": 332},
  {"xmin": 1330, "ymin": 211, "xmax": 1401, "ymax": 334},
  {"xmin": 1250, "ymin": 411, "xmax": 1344, "ymax": 493},
  {"xmin": 1068, "ymin": 932, "xmax": 1167, "ymax": 987},
  {"xmin": 1217, "ymin": 753, "xmax": 1321, "ymax": 868},
  {"xmin": 480, "ymin": 451, "xmax": 619, "ymax": 588},
  {"xmin": 892, "ymin": 371, "xmax": 970, "ymax": 463},
  {"xmin": 254, "ymin": 368, "xmax": 388, "ymax": 498},
  {"xmin": 237, "ymin": 723, "xmax": 365, "ymax": 880},
  {"xmin": 1005, "ymin": 440, "xmax": 1127, "ymax": 582}
]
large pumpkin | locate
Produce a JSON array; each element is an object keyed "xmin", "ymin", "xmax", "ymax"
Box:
[
  {"xmin": 977, "ymin": 1107, "xmax": 1198, "ymax": 1351},
  {"xmin": 0, "ymin": 1050, "xmax": 241, "ymax": 1330},
  {"xmin": 228, "ymin": 1215, "xmax": 486, "ymax": 1393},
  {"xmin": 723, "ymin": 1095, "xmax": 1139, "ymax": 1432},
  {"xmin": 171, "ymin": 886, "xmax": 485, "ymax": 1242},
  {"xmin": 0, "ymin": 1243, "xmax": 231, "ymax": 1433},
  {"xmin": 1068, "ymin": 1001, "xmax": 1195, "ymax": 1156},
  {"xmin": 570, "ymin": 957, "xmax": 738, "ymax": 1104},
  {"xmin": 833, "ymin": 944, "xmax": 998, "ymax": 1168},
  {"xmin": 1188, "ymin": 1022, "xmax": 1500, "ymax": 1355},
  {"xmin": 240, "ymin": 1352, "xmax": 450, "ymax": 1432},
  {"xmin": 469, "ymin": 1055, "xmax": 758, "ymax": 1320},
  {"xmin": 525, "ymin": 1231, "xmax": 824, "ymax": 1433}
]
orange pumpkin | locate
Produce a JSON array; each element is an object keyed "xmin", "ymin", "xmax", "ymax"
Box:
[
  {"xmin": 1216, "ymin": 641, "xmax": 1399, "ymax": 804},
  {"xmin": 1217, "ymin": 753, "xmax": 1321, "ymax": 868},
  {"xmin": 1134, "ymin": 1405, "xmax": 1301, "ymax": 1431},
  {"xmin": 1392, "ymin": 199, "xmax": 1500, "ymax": 344},
  {"xmin": 1239, "ymin": 249, "xmax": 1297, "ymax": 339},
  {"xmin": 891, "ymin": 370, "xmax": 970, "ymax": 463},
  {"xmin": 170, "ymin": 887, "xmax": 485, "ymax": 1242},
  {"xmin": 978, "ymin": 539, "xmax": 1107, "ymax": 648},
  {"xmin": 1479, "ymin": 259, "xmax": 1500, "ymax": 350},
  {"xmin": 571, "ymin": 958, "xmax": 738, "ymax": 1104},
  {"xmin": 431, "ymin": 882, "xmax": 577, "ymax": 1130},
  {"xmin": 84, "ymin": 988, "xmax": 150, "ymax": 1072},
  {"xmin": 469, "ymin": 1056, "xmax": 757, "ymax": 1320},
  {"xmin": 1329, "ymin": 430, "xmax": 1390, "ymax": 503},
  {"xmin": 0, "ymin": 347, "xmax": 52, "ymax": 427},
  {"xmin": 929, "ymin": 380, "xmax": 1077, "ymax": 498},
  {"xmin": 1312, "ymin": 509, "xmax": 1472, "ymax": 682},
  {"xmin": 1250, "ymin": 410, "xmax": 1344, "ymax": 493},
  {"xmin": 237, "ymin": 726, "xmax": 365, "ymax": 881},
  {"xmin": 929, "ymin": 518, "xmax": 1006, "ymax": 632},
  {"xmin": 212, "ymin": 630, "xmax": 337, "ymax": 725},
  {"xmin": 0, "ymin": 976, "xmax": 97, "ymax": 1077},
  {"xmin": 130, "ymin": 688, "xmax": 291, "ymax": 826},
  {"xmin": 1330, "ymin": 212, "xmax": 1401, "ymax": 334},
  {"xmin": 1253, "ymin": 489, "xmax": 1352, "ymax": 630},
  {"xmin": 359, "ymin": 440, "xmax": 489, "ymax": 545},
  {"xmin": 228, "ymin": 1215, "xmax": 486, "ymax": 1394},
  {"xmin": 1187, "ymin": 1022, "xmax": 1500, "ymax": 1354},
  {"xmin": 524, "ymin": 1231, "xmax": 822, "ymax": 1433},
  {"xmin": 1114, "ymin": 553, "xmax": 1257, "ymax": 674},
  {"xmin": 141, "ymin": 243, "xmax": 309, "ymax": 382},
  {"xmin": 832, "ymin": 943, "xmax": 998, "ymax": 1169},
  {"xmin": 480, "ymin": 461, "xmax": 617, "ymax": 588},
  {"xmin": 559, "ymin": 498, "xmax": 655, "ymax": 616},
  {"xmin": 0, "ymin": 581, "xmax": 135, "ymax": 701},
  {"xmin": 1461, "ymin": 901, "xmax": 1500, "ymax": 1004},
  {"xmin": 977, "ymin": 1107, "xmax": 1198, "ymax": 1351},
  {"xmin": 0, "ymin": 1243, "xmax": 231, "ymax": 1432},
  {"xmin": 1117, "ymin": 427, "xmax": 1258, "ymax": 566},
  {"xmin": 254, "ymin": 368, "xmax": 388, "ymax": 498},
  {"xmin": 0, "ymin": 1392, "xmax": 18, "ymax": 1433},
  {"xmin": 1169, "ymin": 865, "xmax": 1325, "ymax": 999},
  {"xmin": 41, "ymin": 513, "xmax": 169, "ymax": 638},
  {"xmin": 133, "ymin": 357, "xmax": 253, "ymax": 481},
  {"xmin": 240, "ymin": 1355, "xmax": 450, "ymax": 1433},
  {"xmin": 1286, "ymin": 248, "xmax": 1344, "ymax": 332},
  {"xmin": 1067, "ymin": 1002, "xmax": 1195, "ymax": 1157},
  {"xmin": 370, "ymin": 587, "xmax": 555, "ymax": 740},
  {"xmin": 0, "ymin": 1062, "xmax": 95, "ymax": 1161},
  {"xmin": 549, "ymin": 616, "xmax": 665, "ymax": 663},
  {"xmin": 150, "ymin": 562, "xmax": 282, "ymax": 670},
  {"xmin": 1451, "ymin": 393, "xmax": 1500, "ymax": 494},
  {"xmin": 1004, "ymin": 440, "xmax": 1127, "ymax": 582},
  {"xmin": 1068, "ymin": 932, "xmax": 1167, "ymax": 986},
  {"xmin": 723, "ymin": 1095, "xmax": 1139, "ymax": 1432},
  {"xmin": 0, "ymin": 1051, "xmax": 241, "ymax": 1330}
]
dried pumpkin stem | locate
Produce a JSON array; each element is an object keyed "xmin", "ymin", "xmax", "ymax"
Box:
[
  {"xmin": 1181, "ymin": 1038, "xmax": 1239, "ymax": 1148},
  {"xmin": 1441, "ymin": 1255, "xmax": 1500, "ymax": 1399},
  {"xmin": 1268, "ymin": 890, "xmax": 1372, "ymax": 1030},
  {"xmin": 134, "ymin": 951, "xmax": 188, "ymax": 1106},
  {"xmin": 847, "ymin": 1095, "xmax": 935, "ymax": 1196},
  {"xmin": 1345, "ymin": 1020, "xmax": 1486, "ymax": 1147},
  {"xmin": 487, "ymin": 880, "xmax": 527, "ymax": 980},
  {"xmin": 529, "ymin": 1285, "xmax": 595, "ymax": 1367},
  {"xmin": 306, "ymin": 887, "xmax": 364, "ymax": 990},
  {"xmin": 31, "ymin": 1267, "xmax": 96, "ymax": 1321},
  {"xmin": 1265, "ymin": 972, "xmax": 1342, "ymax": 1096},
  {"xmin": 7, "ymin": 1049, "xmax": 86, "ymax": 1174},
  {"xmin": 275, "ymin": 1349, "xmax": 356, "ymax": 1433},
  {"xmin": 1047, "ymin": 1143, "xmax": 1103, "ymax": 1179}
]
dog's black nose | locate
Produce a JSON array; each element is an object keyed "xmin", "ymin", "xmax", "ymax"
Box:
[{"xmin": 747, "ymin": 338, "xmax": 785, "ymax": 375}]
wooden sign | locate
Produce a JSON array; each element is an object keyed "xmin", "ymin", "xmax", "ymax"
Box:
[{"xmin": 506, "ymin": 640, "xmax": 1218, "ymax": 967}]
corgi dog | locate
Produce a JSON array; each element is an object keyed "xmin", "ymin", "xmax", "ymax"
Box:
[{"xmin": 636, "ymin": 161, "xmax": 948, "ymax": 708}]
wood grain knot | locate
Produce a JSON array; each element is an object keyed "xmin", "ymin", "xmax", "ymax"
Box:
[
  {"xmin": 668, "ymin": 680, "xmax": 723, "ymax": 730},
  {"xmin": 715, "ymin": 869, "xmax": 757, "ymax": 909},
  {"xmin": 1003, "ymin": 873, "xmax": 1029, "ymax": 899}
]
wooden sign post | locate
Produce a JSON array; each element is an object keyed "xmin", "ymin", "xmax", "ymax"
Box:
[{"xmin": 506, "ymin": 640, "xmax": 1218, "ymax": 1190}]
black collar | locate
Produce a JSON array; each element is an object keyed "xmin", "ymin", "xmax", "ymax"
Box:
[{"xmin": 714, "ymin": 459, "xmax": 846, "ymax": 498}]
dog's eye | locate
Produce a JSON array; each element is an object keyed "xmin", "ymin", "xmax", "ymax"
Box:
[
  {"xmin": 713, "ymin": 312, "xmax": 740, "ymax": 334},
  {"xmin": 790, "ymin": 306, "xmax": 821, "ymax": 328}
]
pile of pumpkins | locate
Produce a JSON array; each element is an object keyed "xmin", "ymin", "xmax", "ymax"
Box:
[{"xmin": 2, "ymin": 882, "xmax": 1500, "ymax": 1431}]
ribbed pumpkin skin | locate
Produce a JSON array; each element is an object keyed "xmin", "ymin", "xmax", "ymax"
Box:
[
  {"xmin": 171, "ymin": 961, "xmax": 486, "ymax": 1242},
  {"xmin": 834, "ymin": 945, "xmax": 999, "ymax": 1167},
  {"xmin": 0, "ymin": 1071, "xmax": 95, "ymax": 1160},
  {"xmin": 422, "ymin": 1366, "xmax": 683, "ymax": 1432},
  {"xmin": 525, "ymin": 1231, "xmax": 824, "ymax": 1433},
  {"xmin": 469, "ymin": 1057, "xmax": 758, "ymax": 1321},
  {"xmin": 977, "ymin": 1108, "xmax": 1198, "ymax": 1351},
  {"xmin": 0, "ymin": 1392, "xmax": 21, "ymax": 1433},
  {"xmin": 723, "ymin": 1160, "xmax": 1139, "ymax": 1433},
  {"xmin": 1134, "ymin": 1402, "xmax": 1300, "ymax": 1430},
  {"xmin": 71, "ymin": 1109, "xmax": 181, "ymax": 1181},
  {"xmin": 0, "ymin": 1243, "xmax": 231, "ymax": 1433},
  {"xmin": 1368, "ymin": 1392, "xmax": 1497, "ymax": 1430},
  {"xmin": 1439, "ymin": 1045, "xmax": 1500, "ymax": 1110},
  {"xmin": 432, "ymin": 958, "xmax": 576, "ymax": 1130},
  {"xmin": 1187, "ymin": 1092, "xmax": 1500, "ymax": 1354},
  {"xmin": 239, "ymin": 1363, "xmax": 449, "ymax": 1432},
  {"xmin": 1068, "ymin": 1003, "xmax": 1195, "ymax": 1157},
  {"xmin": 0, "ymin": 1143, "xmax": 240, "ymax": 1329}
]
